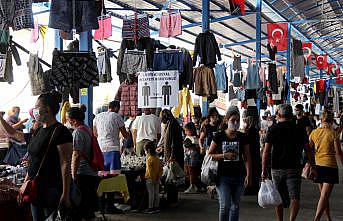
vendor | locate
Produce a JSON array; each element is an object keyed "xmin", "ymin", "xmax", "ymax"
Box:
[{"xmin": 6, "ymin": 106, "xmax": 28, "ymax": 132}]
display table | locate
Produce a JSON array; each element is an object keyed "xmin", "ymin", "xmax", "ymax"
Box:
[{"xmin": 97, "ymin": 174, "xmax": 130, "ymax": 203}]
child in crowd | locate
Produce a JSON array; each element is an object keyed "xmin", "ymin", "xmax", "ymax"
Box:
[
  {"xmin": 183, "ymin": 122, "xmax": 200, "ymax": 194},
  {"xmin": 144, "ymin": 141, "xmax": 163, "ymax": 214}
]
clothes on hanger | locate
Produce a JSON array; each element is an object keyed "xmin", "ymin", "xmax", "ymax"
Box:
[
  {"xmin": 115, "ymin": 80, "xmax": 139, "ymax": 117},
  {"xmin": 117, "ymin": 37, "xmax": 167, "ymax": 83},
  {"xmin": 0, "ymin": 47, "xmax": 13, "ymax": 84},
  {"xmin": 233, "ymin": 55, "xmax": 242, "ymax": 71},
  {"xmin": 122, "ymin": 14, "xmax": 150, "ymax": 40},
  {"xmin": 179, "ymin": 48, "xmax": 194, "ymax": 90},
  {"xmin": 268, "ymin": 63, "xmax": 278, "ymax": 94},
  {"xmin": 193, "ymin": 65, "xmax": 217, "ymax": 98},
  {"xmin": 51, "ymin": 50, "xmax": 99, "ymax": 103},
  {"xmin": 232, "ymin": 71, "xmax": 242, "ymax": 87},
  {"xmin": 245, "ymin": 59, "xmax": 259, "ymax": 90},
  {"xmin": 0, "ymin": 0, "xmax": 34, "ymax": 31},
  {"xmin": 193, "ymin": 31, "xmax": 221, "ymax": 68},
  {"xmin": 49, "ymin": 0, "xmax": 99, "ymax": 32},
  {"xmin": 121, "ymin": 51, "xmax": 148, "ymax": 75},
  {"xmin": 172, "ymin": 87, "xmax": 194, "ymax": 119},
  {"xmin": 27, "ymin": 53, "xmax": 52, "ymax": 96},
  {"xmin": 159, "ymin": 12, "xmax": 182, "ymax": 38},
  {"xmin": 153, "ymin": 50, "xmax": 183, "ymax": 73},
  {"xmin": 214, "ymin": 63, "xmax": 228, "ymax": 92},
  {"xmin": 97, "ymin": 47, "xmax": 112, "ymax": 83},
  {"xmin": 291, "ymin": 39, "xmax": 305, "ymax": 79},
  {"xmin": 267, "ymin": 43, "xmax": 277, "ymax": 61}
]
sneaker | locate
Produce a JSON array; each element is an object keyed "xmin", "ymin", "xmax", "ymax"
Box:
[
  {"xmin": 105, "ymin": 206, "xmax": 123, "ymax": 214},
  {"xmin": 184, "ymin": 185, "xmax": 198, "ymax": 194},
  {"xmin": 144, "ymin": 208, "xmax": 155, "ymax": 214},
  {"xmin": 153, "ymin": 207, "xmax": 160, "ymax": 213}
]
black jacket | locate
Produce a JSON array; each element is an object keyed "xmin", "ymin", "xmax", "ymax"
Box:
[{"xmin": 193, "ymin": 31, "xmax": 221, "ymax": 68}]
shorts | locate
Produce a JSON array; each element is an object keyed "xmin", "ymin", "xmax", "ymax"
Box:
[
  {"xmin": 103, "ymin": 151, "xmax": 121, "ymax": 172},
  {"xmin": 314, "ymin": 166, "xmax": 339, "ymax": 184},
  {"xmin": 121, "ymin": 52, "xmax": 148, "ymax": 75},
  {"xmin": 184, "ymin": 150, "xmax": 200, "ymax": 167},
  {"xmin": 122, "ymin": 14, "xmax": 150, "ymax": 40},
  {"xmin": 159, "ymin": 12, "xmax": 182, "ymax": 38},
  {"xmin": 49, "ymin": 0, "xmax": 99, "ymax": 32},
  {"xmin": 0, "ymin": 0, "xmax": 33, "ymax": 30},
  {"xmin": 271, "ymin": 169, "xmax": 302, "ymax": 201}
]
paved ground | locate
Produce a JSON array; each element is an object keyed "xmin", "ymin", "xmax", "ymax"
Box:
[{"xmin": 101, "ymin": 169, "xmax": 343, "ymax": 221}]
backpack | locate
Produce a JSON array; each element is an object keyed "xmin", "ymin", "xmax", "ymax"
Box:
[
  {"xmin": 122, "ymin": 120, "xmax": 134, "ymax": 149},
  {"xmin": 78, "ymin": 126, "xmax": 104, "ymax": 171}
]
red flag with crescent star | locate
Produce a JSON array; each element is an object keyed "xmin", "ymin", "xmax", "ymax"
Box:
[
  {"xmin": 302, "ymin": 43, "xmax": 312, "ymax": 65},
  {"xmin": 267, "ymin": 23, "xmax": 288, "ymax": 52},
  {"xmin": 336, "ymin": 67, "xmax": 343, "ymax": 84},
  {"xmin": 315, "ymin": 54, "xmax": 328, "ymax": 70}
]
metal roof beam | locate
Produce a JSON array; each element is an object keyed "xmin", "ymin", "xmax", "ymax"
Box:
[
  {"xmin": 310, "ymin": 35, "xmax": 343, "ymax": 41},
  {"xmin": 33, "ymin": 9, "xmax": 50, "ymax": 16},
  {"xmin": 106, "ymin": 7, "xmax": 230, "ymax": 12},
  {"xmin": 221, "ymin": 37, "xmax": 268, "ymax": 48},
  {"xmin": 280, "ymin": 0, "xmax": 308, "ymax": 14},
  {"xmin": 288, "ymin": 0, "xmax": 341, "ymax": 20}
]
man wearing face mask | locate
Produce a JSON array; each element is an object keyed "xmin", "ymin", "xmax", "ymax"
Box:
[
  {"xmin": 262, "ymin": 104, "xmax": 316, "ymax": 221},
  {"xmin": 294, "ymin": 104, "xmax": 312, "ymax": 136},
  {"xmin": 6, "ymin": 106, "xmax": 28, "ymax": 131}
]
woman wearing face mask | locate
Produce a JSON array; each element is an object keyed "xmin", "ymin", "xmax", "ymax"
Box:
[
  {"xmin": 23, "ymin": 91, "xmax": 73, "ymax": 221},
  {"xmin": 208, "ymin": 106, "xmax": 252, "ymax": 221},
  {"xmin": 199, "ymin": 107, "xmax": 222, "ymax": 155},
  {"xmin": 242, "ymin": 114, "xmax": 261, "ymax": 195},
  {"xmin": 67, "ymin": 105, "xmax": 99, "ymax": 221}
]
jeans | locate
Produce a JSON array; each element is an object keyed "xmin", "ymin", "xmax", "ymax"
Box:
[
  {"xmin": 31, "ymin": 205, "xmax": 55, "ymax": 221},
  {"xmin": 216, "ymin": 176, "xmax": 245, "ymax": 221}
]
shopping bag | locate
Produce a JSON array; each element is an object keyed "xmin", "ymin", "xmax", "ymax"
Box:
[
  {"xmin": 201, "ymin": 154, "xmax": 218, "ymax": 185},
  {"xmin": 93, "ymin": 15, "xmax": 112, "ymax": 40},
  {"xmin": 258, "ymin": 179, "xmax": 282, "ymax": 208},
  {"xmin": 164, "ymin": 162, "xmax": 185, "ymax": 186}
]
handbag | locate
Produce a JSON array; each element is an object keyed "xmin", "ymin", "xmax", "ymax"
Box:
[{"xmin": 17, "ymin": 126, "xmax": 61, "ymax": 206}]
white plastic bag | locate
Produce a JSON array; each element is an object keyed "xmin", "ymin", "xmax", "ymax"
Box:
[
  {"xmin": 163, "ymin": 162, "xmax": 185, "ymax": 186},
  {"xmin": 258, "ymin": 179, "xmax": 282, "ymax": 208},
  {"xmin": 201, "ymin": 154, "xmax": 218, "ymax": 185}
]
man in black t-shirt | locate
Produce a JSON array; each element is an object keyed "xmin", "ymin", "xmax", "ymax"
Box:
[
  {"xmin": 262, "ymin": 104, "xmax": 316, "ymax": 221},
  {"xmin": 294, "ymin": 104, "xmax": 312, "ymax": 136}
]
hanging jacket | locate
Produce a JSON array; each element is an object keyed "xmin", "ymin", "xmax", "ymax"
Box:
[{"xmin": 193, "ymin": 31, "xmax": 221, "ymax": 68}]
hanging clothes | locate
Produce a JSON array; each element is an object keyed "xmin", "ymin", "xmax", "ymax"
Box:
[
  {"xmin": 117, "ymin": 38, "xmax": 167, "ymax": 83},
  {"xmin": 172, "ymin": 87, "xmax": 194, "ymax": 119},
  {"xmin": 159, "ymin": 12, "xmax": 182, "ymax": 38},
  {"xmin": 51, "ymin": 50, "xmax": 99, "ymax": 103},
  {"xmin": 233, "ymin": 55, "xmax": 242, "ymax": 71},
  {"xmin": 245, "ymin": 59, "xmax": 259, "ymax": 90},
  {"xmin": 214, "ymin": 63, "xmax": 228, "ymax": 92},
  {"xmin": 267, "ymin": 43, "xmax": 277, "ymax": 61},
  {"xmin": 121, "ymin": 51, "xmax": 148, "ymax": 75},
  {"xmin": 291, "ymin": 39, "xmax": 305, "ymax": 80},
  {"xmin": 259, "ymin": 66, "xmax": 266, "ymax": 87},
  {"xmin": 115, "ymin": 80, "xmax": 139, "ymax": 117},
  {"xmin": 49, "ymin": 0, "xmax": 98, "ymax": 32},
  {"xmin": 193, "ymin": 65, "xmax": 217, "ymax": 97},
  {"xmin": 97, "ymin": 47, "xmax": 112, "ymax": 83},
  {"xmin": 232, "ymin": 71, "xmax": 242, "ymax": 87},
  {"xmin": 179, "ymin": 48, "xmax": 194, "ymax": 90},
  {"xmin": 153, "ymin": 51, "xmax": 184, "ymax": 73},
  {"xmin": 122, "ymin": 14, "xmax": 150, "ymax": 40},
  {"xmin": 193, "ymin": 31, "xmax": 221, "ymax": 68},
  {"xmin": 0, "ymin": 47, "xmax": 13, "ymax": 84},
  {"xmin": 60, "ymin": 101, "xmax": 70, "ymax": 125},
  {"xmin": 27, "ymin": 53, "xmax": 52, "ymax": 95},
  {"xmin": 0, "ymin": 0, "xmax": 34, "ymax": 31},
  {"xmin": 268, "ymin": 63, "xmax": 278, "ymax": 94}
]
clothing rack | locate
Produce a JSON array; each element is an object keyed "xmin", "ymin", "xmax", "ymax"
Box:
[
  {"xmin": 125, "ymin": 49, "xmax": 146, "ymax": 54},
  {"xmin": 155, "ymin": 48, "xmax": 181, "ymax": 53},
  {"xmin": 10, "ymin": 39, "xmax": 51, "ymax": 68}
]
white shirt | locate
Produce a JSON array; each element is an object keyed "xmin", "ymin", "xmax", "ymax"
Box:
[
  {"xmin": 132, "ymin": 114, "xmax": 161, "ymax": 143},
  {"xmin": 93, "ymin": 112, "xmax": 125, "ymax": 152}
]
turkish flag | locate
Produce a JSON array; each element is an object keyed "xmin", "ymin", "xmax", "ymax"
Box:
[
  {"xmin": 267, "ymin": 23, "xmax": 288, "ymax": 52},
  {"xmin": 315, "ymin": 54, "xmax": 328, "ymax": 70},
  {"xmin": 327, "ymin": 63, "xmax": 334, "ymax": 75},
  {"xmin": 302, "ymin": 43, "xmax": 312, "ymax": 65},
  {"xmin": 233, "ymin": 0, "xmax": 245, "ymax": 15},
  {"xmin": 328, "ymin": 63, "xmax": 340, "ymax": 76}
]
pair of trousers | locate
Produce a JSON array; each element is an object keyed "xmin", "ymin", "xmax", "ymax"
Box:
[
  {"xmin": 216, "ymin": 176, "xmax": 245, "ymax": 221},
  {"xmin": 146, "ymin": 179, "xmax": 160, "ymax": 209},
  {"xmin": 31, "ymin": 205, "xmax": 55, "ymax": 221}
]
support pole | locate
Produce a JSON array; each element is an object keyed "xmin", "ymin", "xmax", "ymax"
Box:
[
  {"xmin": 54, "ymin": 30, "xmax": 63, "ymax": 122},
  {"xmin": 286, "ymin": 23, "xmax": 292, "ymax": 104},
  {"xmin": 256, "ymin": 0, "xmax": 262, "ymax": 116},
  {"xmin": 202, "ymin": 0, "xmax": 210, "ymax": 117},
  {"xmin": 79, "ymin": 32, "xmax": 94, "ymax": 127}
]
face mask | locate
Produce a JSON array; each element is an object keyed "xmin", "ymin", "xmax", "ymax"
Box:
[
  {"xmin": 33, "ymin": 108, "xmax": 48, "ymax": 123},
  {"xmin": 228, "ymin": 122, "xmax": 239, "ymax": 131}
]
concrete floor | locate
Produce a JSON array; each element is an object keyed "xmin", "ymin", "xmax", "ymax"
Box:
[{"xmin": 101, "ymin": 175, "xmax": 343, "ymax": 221}]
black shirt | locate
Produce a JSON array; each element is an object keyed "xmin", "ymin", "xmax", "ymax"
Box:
[
  {"xmin": 296, "ymin": 117, "xmax": 312, "ymax": 133},
  {"xmin": 212, "ymin": 131, "xmax": 248, "ymax": 177},
  {"xmin": 28, "ymin": 123, "xmax": 72, "ymax": 188},
  {"xmin": 203, "ymin": 124, "xmax": 218, "ymax": 147},
  {"xmin": 265, "ymin": 121, "xmax": 308, "ymax": 169}
]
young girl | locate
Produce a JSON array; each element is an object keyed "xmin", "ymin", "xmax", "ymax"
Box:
[
  {"xmin": 184, "ymin": 122, "xmax": 200, "ymax": 194},
  {"xmin": 144, "ymin": 141, "xmax": 163, "ymax": 214}
]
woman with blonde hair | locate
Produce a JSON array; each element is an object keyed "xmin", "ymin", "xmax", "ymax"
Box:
[{"xmin": 309, "ymin": 110, "xmax": 343, "ymax": 221}]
